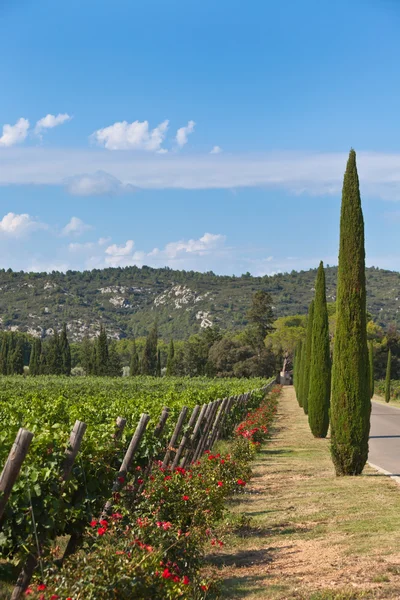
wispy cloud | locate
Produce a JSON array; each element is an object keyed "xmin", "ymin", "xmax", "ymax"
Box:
[
  {"xmin": 0, "ymin": 118, "xmax": 29, "ymax": 147},
  {"xmin": 92, "ymin": 119, "xmax": 169, "ymax": 151},
  {"xmin": 65, "ymin": 170, "xmax": 137, "ymax": 196},
  {"xmin": 35, "ymin": 113, "xmax": 72, "ymax": 137},
  {"xmin": 2, "ymin": 149, "xmax": 400, "ymax": 200},
  {"xmin": 176, "ymin": 120, "xmax": 195, "ymax": 148},
  {"xmin": 210, "ymin": 145, "xmax": 222, "ymax": 154}
]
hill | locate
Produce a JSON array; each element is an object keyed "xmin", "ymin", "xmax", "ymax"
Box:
[{"xmin": 0, "ymin": 265, "xmax": 399, "ymax": 341}]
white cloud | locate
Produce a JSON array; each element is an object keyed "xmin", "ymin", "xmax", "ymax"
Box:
[
  {"xmin": 35, "ymin": 113, "xmax": 71, "ymax": 136},
  {"xmin": 176, "ymin": 120, "xmax": 195, "ymax": 148},
  {"xmin": 92, "ymin": 119, "xmax": 169, "ymax": 151},
  {"xmin": 0, "ymin": 118, "xmax": 29, "ymax": 147},
  {"xmin": 159, "ymin": 233, "xmax": 226, "ymax": 259},
  {"xmin": 210, "ymin": 146, "xmax": 222, "ymax": 154},
  {"xmin": 105, "ymin": 240, "xmax": 135, "ymax": 266},
  {"xmin": 0, "ymin": 212, "xmax": 46, "ymax": 236},
  {"xmin": 99, "ymin": 233, "xmax": 226, "ymax": 269},
  {"xmin": 65, "ymin": 170, "xmax": 137, "ymax": 196},
  {"xmin": 68, "ymin": 237, "xmax": 110, "ymax": 252},
  {"xmin": 61, "ymin": 217, "xmax": 92, "ymax": 237}
]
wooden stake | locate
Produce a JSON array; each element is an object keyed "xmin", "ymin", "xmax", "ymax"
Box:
[
  {"xmin": 162, "ymin": 407, "xmax": 188, "ymax": 468},
  {"xmin": 181, "ymin": 403, "xmax": 207, "ymax": 467},
  {"xmin": 0, "ymin": 428, "xmax": 33, "ymax": 521},
  {"xmin": 171, "ymin": 405, "xmax": 200, "ymax": 470}
]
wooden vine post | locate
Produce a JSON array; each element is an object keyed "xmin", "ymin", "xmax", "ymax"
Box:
[
  {"xmin": 162, "ymin": 407, "xmax": 188, "ymax": 468},
  {"xmin": 11, "ymin": 420, "xmax": 87, "ymax": 600},
  {"xmin": 0, "ymin": 428, "xmax": 34, "ymax": 521},
  {"xmin": 181, "ymin": 403, "xmax": 208, "ymax": 467},
  {"xmin": 171, "ymin": 405, "xmax": 200, "ymax": 469}
]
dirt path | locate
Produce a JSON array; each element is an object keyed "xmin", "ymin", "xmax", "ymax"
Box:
[{"xmin": 209, "ymin": 386, "xmax": 400, "ymax": 599}]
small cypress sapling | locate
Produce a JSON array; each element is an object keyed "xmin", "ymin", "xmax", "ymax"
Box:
[
  {"xmin": 385, "ymin": 349, "xmax": 391, "ymax": 403},
  {"xmin": 308, "ymin": 262, "xmax": 331, "ymax": 438},
  {"xmin": 369, "ymin": 341, "xmax": 374, "ymax": 399}
]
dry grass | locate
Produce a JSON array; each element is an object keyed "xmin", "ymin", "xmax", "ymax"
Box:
[{"xmin": 207, "ymin": 386, "xmax": 400, "ymax": 599}]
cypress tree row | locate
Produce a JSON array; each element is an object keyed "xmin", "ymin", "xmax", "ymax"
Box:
[
  {"xmin": 385, "ymin": 349, "xmax": 391, "ymax": 403},
  {"xmin": 300, "ymin": 300, "xmax": 314, "ymax": 415},
  {"xmin": 308, "ymin": 262, "xmax": 331, "ymax": 438},
  {"xmin": 96, "ymin": 325, "xmax": 109, "ymax": 376},
  {"xmin": 369, "ymin": 341, "xmax": 374, "ymax": 399},
  {"xmin": 330, "ymin": 149, "xmax": 370, "ymax": 476}
]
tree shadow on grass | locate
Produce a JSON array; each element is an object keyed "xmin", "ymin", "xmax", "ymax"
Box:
[{"xmin": 207, "ymin": 545, "xmax": 279, "ymax": 568}]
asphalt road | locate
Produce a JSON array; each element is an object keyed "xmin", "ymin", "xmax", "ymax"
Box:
[{"xmin": 368, "ymin": 400, "xmax": 400, "ymax": 476}]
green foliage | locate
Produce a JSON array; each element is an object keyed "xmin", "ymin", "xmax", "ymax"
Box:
[
  {"xmin": 385, "ymin": 349, "xmax": 391, "ymax": 403},
  {"xmin": 246, "ymin": 290, "xmax": 274, "ymax": 343},
  {"xmin": 24, "ymin": 387, "xmax": 280, "ymax": 599},
  {"xmin": 300, "ymin": 300, "xmax": 314, "ymax": 415},
  {"xmin": 0, "ymin": 264, "xmax": 400, "ymax": 343},
  {"xmin": 0, "ymin": 375, "xmax": 270, "ymax": 568},
  {"xmin": 308, "ymin": 262, "xmax": 331, "ymax": 438},
  {"xmin": 331, "ymin": 150, "xmax": 370, "ymax": 476}
]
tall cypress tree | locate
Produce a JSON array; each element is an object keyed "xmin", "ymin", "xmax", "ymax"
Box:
[
  {"xmin": 141, "ymin": 322, "xmax": 158, "ymax": 376},
  {"xmin": 301, "ymin": 300, "xmax": 314, "ymax": 415},
  {"xmin": 385, "ymin": 349, "xmax": 391, "ymax": 403},
  {"xmin": 156, "ymin": 349, "xmax": 162, "ymax": 377},
  {"xmin": 48, "ymin": 330, "xmax": 63, "ymax": 375},
  {"xmin": 330, "ymin": 150, "xmax": 370, "ymax": 476},
  {"xmin": 166, "ymin": 339, "xmax": 175, "ymax": 376},
  {"xmin": 0, "ymin": 334, "xmax": 9, "ymax": 375},
  {"xmin": 96, "ymin": 325, "xmax": 109, "ymax": 376},
  {"xmin": 60, "ymin": 323, "xmax": 71, "ymax": 376},
  {"xmin": 369, "ymin": 341, "xmax": 374, "ymax": 399},
  {"xmin": 12, "ymin": 339, "xmax": 24, "ymax": 375},
  {"xmin": 108, "ymin": 343, "xmax": 123, "ymax": 377},
  {"xmin": 29, "ymin": 338, "xmax": 41, "ymax": 376},
  {"xmin": 130, "ymin": 339, "xmax": 140, "ymax": 376},
  {"xmin": 308, "ymin": 262, "xmax": 331, "ymax": 438},
  {"xmin": 29, "ymin": 339, "xmax": 37, "ymax": 375},
  {"xmin": 81, "ymin": 335, "xmax": 94, "ymax": 375}
]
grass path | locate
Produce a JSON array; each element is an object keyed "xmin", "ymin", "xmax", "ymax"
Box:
[{"xmin": 208, "ymin": 386, "xmax": 400, "ymax": 599}]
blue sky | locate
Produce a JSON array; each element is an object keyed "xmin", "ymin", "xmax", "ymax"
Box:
[{"xmin": 1, "ymin": 0, "xmax": 400, "ymax": 275}]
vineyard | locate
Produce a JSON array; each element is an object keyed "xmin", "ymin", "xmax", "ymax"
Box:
[{"xmin": 0, "ymin": 376, "xmax": 277, "ymax": 599}]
